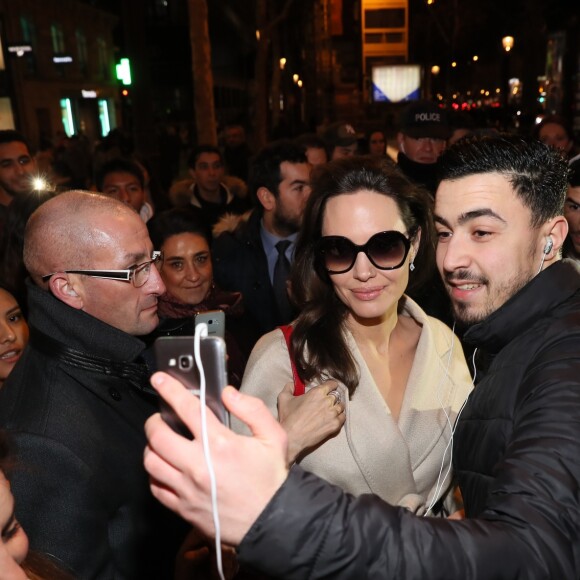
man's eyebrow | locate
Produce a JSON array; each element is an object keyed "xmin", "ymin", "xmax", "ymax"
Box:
[
  {"xmin": 433, "ymin": 215, "xmax": 451, "ymax": 228},
  {"xmin": 122, "ymin": 251, "xmax": 149, "ymax": 265},
  {"xmin": 434, "ymin": 209, "xmax": 507, "ymax": 227}
]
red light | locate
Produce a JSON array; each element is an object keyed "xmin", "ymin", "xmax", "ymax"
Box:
[{"xmin": 122, "ymin": 89, "xmax": 129, "ymax": 96}]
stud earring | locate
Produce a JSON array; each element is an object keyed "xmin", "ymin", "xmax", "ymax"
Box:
[{"xmin": 410, "ymin": 261, "xmax": 415, "ymax": 272}]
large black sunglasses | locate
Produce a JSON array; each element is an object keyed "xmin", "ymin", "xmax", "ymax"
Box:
[{"xmin": 316, "ymin": 231, "xmax": 411, "ymax": 274}]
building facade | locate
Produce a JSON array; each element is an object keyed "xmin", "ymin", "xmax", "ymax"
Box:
[{"xmin": 0, "ymin": 0, "xmax": 118, "ymax": 148}]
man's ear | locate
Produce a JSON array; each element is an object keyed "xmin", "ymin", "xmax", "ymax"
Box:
[
  {"xmin": 256, "ymin": 187, "xmax": 276, "ymax": 211},
  {"xmin": 543, "ymin": 216, "xmax": 568, "ymax": 264},
  {"xmin": 49, "ymin": 274, "xmax": 84, "ymax": 310}
]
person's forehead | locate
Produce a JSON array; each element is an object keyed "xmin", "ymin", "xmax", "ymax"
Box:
[
  {"xmin": 0, "ymin": 288, "xmax": 18, "ymax": 313},
  {"xmin": 0, "ymin": 141, "xmax": 30, "ymax": 160},
  {"xmin": 323, "ymin": 191, "xmax": 404, "ymax": 233},
  {"xmin": 164, "ymin": 232, "xmax": 210, "ymax": 253},
  {"xmin": 196, "ymin": 152, "xmax": 221, "ymax": 165},
  {"xmin": 435, "ymin": 173, "xmax": 528, "ymax": 220},
  {"xmin": 102, "ymin": 171, "xmax": 141, "ymax": 186},
  {"xmin": 540, "ymin": 123, "xmax": 566, "ymax": 137},
  {"xmin": 92, "ymin": 212, "xmax": 151, "ymax": 253},
  {"xmin": 567, "ymin": 186, "xmax": 580, "ymax": 204},
  {"xmin": 279, "ymin": 161, "xmax": 309, "ymax": 181}
]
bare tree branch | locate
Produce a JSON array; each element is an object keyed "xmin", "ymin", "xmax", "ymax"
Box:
[{"xmin": 261, "ymin": 0, "xmax": 297, "ymax": 36}]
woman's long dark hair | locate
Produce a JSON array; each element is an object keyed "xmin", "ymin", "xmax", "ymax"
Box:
[{"xmin": 290, "ymin": 156, "xmax": 435, "ymax": 395}]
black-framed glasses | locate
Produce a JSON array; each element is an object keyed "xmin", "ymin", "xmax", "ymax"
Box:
[
  {"xmin": 316, "ymin": 231, "xmax": 411, "ymax": 274},
  {"xmin": 41, "ymin": 251, "xmax": 164, "ymax": 288}
]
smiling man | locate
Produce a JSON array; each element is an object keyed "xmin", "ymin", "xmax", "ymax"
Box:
[
  {"xmin": 0, "ymin": 131, "xmax": 37, "ymax": 230},
  {"xmin": 144, "ymin": 136, "xmax": 580, "ymax": 579},
  {"xmin": 0, "ymin": 191, "xmax": 188, "ymax": 578}
]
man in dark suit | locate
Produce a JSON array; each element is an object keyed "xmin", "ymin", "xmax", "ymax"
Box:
[
  {"xmin": 212, "ymin": 140, "xmax": 312, "ymax": 335},
  {"xmin": 0, "ymin": 190, "xmax": 188, "ymax": 578}
]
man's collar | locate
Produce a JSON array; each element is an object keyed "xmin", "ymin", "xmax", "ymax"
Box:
[
  {"xmin": 26, "ymin": 279, "xmax": 146, "ymax": 362},
  {"xmin": 259, "ymin": 219, "xmax": 298, "ymax": 252},
  {"xmin": 463, "ymin": 260, "xmax": 580, "ymax": 353}
]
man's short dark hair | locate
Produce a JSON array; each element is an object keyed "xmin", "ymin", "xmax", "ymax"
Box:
[
  {"xmin": 187, "ymin": 145, "xmax": 223, "ymax": 169},
  {"xmin": 95, "ymin": 158, "xmax": 145, "ymax": 191},
  {"xmin": 439, "ymin": 134, "xmax": 569, "ymax": 227},
  {"xmin": 248, "ymin": 140, "xmax": 308, "ymax": 200},
  {"xmin": 0, "ymin": 130, "xmax": 31, "ymax": 151}
]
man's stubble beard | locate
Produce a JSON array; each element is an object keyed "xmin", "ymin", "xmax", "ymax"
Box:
[
  {"xmin": 449, "ymin": 242, "xmax": 538, "ymax": 329},
  {"xmin": 272, "ymin": 206, "xmax": 301, "ymax": 237}
]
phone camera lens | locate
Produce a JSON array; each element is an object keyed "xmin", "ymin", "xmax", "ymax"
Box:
[{"xmin": 179, "ymin": 355, "xmax": 193, "ymax": 370}]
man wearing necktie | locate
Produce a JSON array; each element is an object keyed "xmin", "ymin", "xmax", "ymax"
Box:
[{"xmin": 213, "ymin": 140, "xmax": 312, "ymax": 334}]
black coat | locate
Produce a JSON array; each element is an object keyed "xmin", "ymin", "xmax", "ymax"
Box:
[
  {"xmin": 0, "ymin": 283, "xmax": 188, "ymax": 579},
  {"xmin": 212, "ymin": 210, "xmax": 293, "ymax": 335},
  {"xmin": 237, "ymin": 260, "xmax": 580, "ymax": 579}
]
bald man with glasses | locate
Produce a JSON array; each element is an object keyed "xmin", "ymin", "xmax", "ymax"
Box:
[{"xmin": 0, "ymin": 191, "xmax": 188, "ymax": 579}]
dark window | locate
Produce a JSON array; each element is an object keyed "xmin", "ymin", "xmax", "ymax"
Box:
[
  {"xmin": 76, "ymin": 30, "xmax": 88, "ymax": 76},
  {"xmin": 365, "ymin": 9, "xmax": 405, "ymax": 29}
]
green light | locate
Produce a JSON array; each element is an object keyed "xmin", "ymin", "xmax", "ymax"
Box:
[{"xmin": 116, "ymin": 58, "xmax": 132, "ymax": 85}]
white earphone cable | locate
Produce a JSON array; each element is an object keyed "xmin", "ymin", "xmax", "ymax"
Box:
[
  {"xmin": 424, "ymin": 323, "xmax": 477, "ymax": 517},
  {"xmin": 194, "ymin": 323, "xmax": 225, "ymax": 580}
]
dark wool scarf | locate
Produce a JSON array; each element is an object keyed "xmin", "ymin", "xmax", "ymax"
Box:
[{"xmin": 157, "ymin": 285, "xmax": 244, "ymax": 319}]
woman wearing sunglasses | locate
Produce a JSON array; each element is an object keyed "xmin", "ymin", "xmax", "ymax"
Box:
[{"xmin": 237, "ymin": 156, "xmax": 472, "ymax": 515}]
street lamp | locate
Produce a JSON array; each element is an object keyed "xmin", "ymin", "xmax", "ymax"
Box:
[
  {"xmin": 502, "ymin": 36, "xmax": 514, "ymax": 52},
  {"xmin": 431, "ymin": 65, "xmax": 440, "ymax": 75}
]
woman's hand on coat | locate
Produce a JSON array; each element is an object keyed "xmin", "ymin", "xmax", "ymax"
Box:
[{"xmin": 277, "ymin": 380, "xmax": 346, "ymax": 464}]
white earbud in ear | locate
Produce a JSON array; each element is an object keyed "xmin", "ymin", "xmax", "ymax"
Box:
[{"xmin": 543, "ymin": 236, "xmax": 553, "ymax": 255}]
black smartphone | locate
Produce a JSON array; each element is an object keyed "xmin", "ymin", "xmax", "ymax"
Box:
[{"xmin": 154, "ymin": 335, "xmax": 230, "ymax": 438}]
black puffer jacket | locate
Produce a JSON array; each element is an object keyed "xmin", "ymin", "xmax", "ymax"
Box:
[{"xmin": 238, "ymin": 260, "xmax": 580, "ymax": 579}]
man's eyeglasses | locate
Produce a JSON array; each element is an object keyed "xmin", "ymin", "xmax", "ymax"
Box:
[
  {"xmin": 41, "ymin": 251, "xmax": 164, "ymax": 288},
  {"xmin": 315, "ymin": 231, "xmax": 411, "ymax": 274}
]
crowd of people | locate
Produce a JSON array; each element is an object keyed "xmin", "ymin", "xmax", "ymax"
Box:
[{"xmin": 0, "ymin": 100, "xmax": 578, "ymax": 579}]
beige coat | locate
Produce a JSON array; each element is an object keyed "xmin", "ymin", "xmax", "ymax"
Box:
[{"xmin": 236, "ymin": 297, "xmax": 473, "ymax": 514}]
